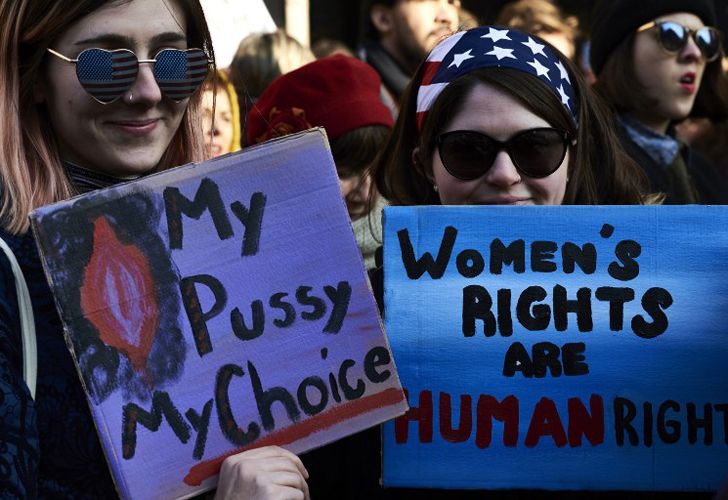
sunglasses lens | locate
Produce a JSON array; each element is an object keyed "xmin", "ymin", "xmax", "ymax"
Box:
[
  {"xmin": 509, "ymin": 129, "xmax": 567, "ymax": 178},
  {"xmin": 696, "ymin": 28, "xmax": 722, "ymax": 61},
  {"xmin": 154, "ymin": 49, "xmax": 209, "ymax": 101},
  {"xmin": 439, "ymin": 132, "xmax": 498, "ymax": 181},
  {"xmin": 76, "ymin": 49, "xmax": 137, "ymax": 103},
  {"xmin": 658, "ymin": 22, "xmax": 688, "ymax": 52}
]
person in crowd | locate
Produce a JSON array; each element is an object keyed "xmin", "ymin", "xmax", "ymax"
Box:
[
  {"xmin": 676, "ymin": 116, "xmax": 728, "ymax": 178},
  {"xmin": 495, "ymin": 0, "xmax": 579, "ymax": 60},
  {"xmin": 246, "ymin": 55, "xmax": 394, "ymax": 269},
  {"xmin": 457, "ymin": 6, "xmax": 479, "ymax": 30},
  {"xmin": 590, "ymin": 0, "xmax": 728, "ymax": 204},
  {"xmin": 248, "ymin": 25, "xmax": 647, "ymax": 500},
  {"xmin": 357, "ymin": 0, "xmax": 460, "ymax": 103},
  {"xmin": 228, "ymin": 29, "xmax": 315, "ymax": 142},
  {"xmin": 202, "ymin": 69, "xmax": 242, "ymax": 158},
  {"xmin": 374, "ymin": 26, "xmax": 646, "ymax": 209},
  {"xmin": 0, "ymin": 0, "xmax": 308, "ymax": 498},
  {"xmin": 675, "ymin": 11, "xmax": 728, "ymax": 180},
  {"xmin": 312, "ymin": 38, "xmax": 355, "ymax": 59}
]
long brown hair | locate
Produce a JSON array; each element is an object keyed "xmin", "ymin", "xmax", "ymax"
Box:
[
  {"xmin": 594, "ymin": 32, "xmax": 728, "ymax": 122},
  {"xmin": 0, "ymin": 0, "xmax": 214, "ymax": 234},
  {"xmin": 372, "ymin": 48, "xmax": 647, "ymax": 206}
]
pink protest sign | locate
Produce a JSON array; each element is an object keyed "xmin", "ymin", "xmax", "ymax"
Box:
[{"xmin": 30, "ymin": 129, "xmax": 406, "ymax": 499}]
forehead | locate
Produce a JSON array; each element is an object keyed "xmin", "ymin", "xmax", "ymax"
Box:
[
  {"xmin": 445, "ymin": 81, "xmax": 550, "ymax": 138},
  {"xmin": 654, "ymin": 12, "xmax": 705, "ymax": 29},
  {"xmin": 54, "ymin": 0, "xmax": 187, "ymax": 49},
  {"xmin": 394, "ymin": 0, "xmax": 451, "ymax": 16},
  {"xmin": 202, "ymin": 86, "xmax": 231, "ymax": 107}
]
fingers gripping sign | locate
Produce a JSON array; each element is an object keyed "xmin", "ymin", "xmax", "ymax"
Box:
[{"xmin": 215, "ymin": 446, "xmax": 310, "ymax": 500}]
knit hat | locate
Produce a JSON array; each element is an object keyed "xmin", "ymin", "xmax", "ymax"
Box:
[
  {"xmin": 590, "ymin": 0, "xmax": 717, "ymax": 75},
  {"xmin": 246, "ymin": 55, "xmax": 394, "ymax": 145}
]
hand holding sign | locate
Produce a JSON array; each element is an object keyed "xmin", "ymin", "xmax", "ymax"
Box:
[
  {"xmin": 30, "ymin": 130, "xmax": 406, "ymax": 499},
  {"xmin": 215, "ymin": 446, "xmax": 310, "ymax": 500}
]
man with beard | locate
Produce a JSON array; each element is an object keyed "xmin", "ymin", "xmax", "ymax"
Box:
[{"xmin": 358, "ymin": 0, "xmax": 460, "ymax": 104}]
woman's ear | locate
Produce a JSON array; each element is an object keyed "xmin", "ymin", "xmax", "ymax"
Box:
[{"xmin": 412, "ymin": 146, "xmax": 436, "ymax": 185}]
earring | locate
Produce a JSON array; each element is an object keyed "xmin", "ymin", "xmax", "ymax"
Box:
[
  {"xmin": 126, "ymin": 92, "xmax": 133, "ymax": 103},
  {"xmin": 433, "ymin": 184, "xmax": 439, "ymax": 192}
]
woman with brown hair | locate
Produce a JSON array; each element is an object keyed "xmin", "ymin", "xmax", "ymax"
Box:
[
  {"xmin": 283, "ymin": 25, "xmax": 649, "ymax": 500},
  {"xmin": 590, "ymin": 0, "xmax": 728, "ymax": 204},
  {"xmin": 372, "ymin": 26, "xmax": 646, "ymax": 209}
]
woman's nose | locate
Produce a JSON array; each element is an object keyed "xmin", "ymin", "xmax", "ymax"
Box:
[
  {"xmin": 123, "ymin": 63, "xmax": 162, "ymax": 105},
  {"xmin": 679, "ymin": 34, "xmax": 704, "ymax": 62},
  {"xmin": 483, "ymin": 150, "xmax": 521, "ymax": 186}
]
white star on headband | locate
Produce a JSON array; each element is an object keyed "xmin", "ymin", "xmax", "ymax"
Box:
[
  {"xmin": 557, "ymin": 84, "xmax": 571, "ymax": 108},
  {"xmin": 528, "ymin": 58, "xmax": 551, "ymax": 80},
  {"xmin": 555, "ymin": 60, "xmax": 570, "ymax": 82},
  {"xmin": 448, "ymin": 49, "xmax": 475, "ymax": 68},
  {"xmin": 522, "ymin": 37, "xmax": 546, "ymax": 57},
  {"xmin": 486, "ymin": 46, "xmax": 516, "ymax": 61},
  {"xmin": 481, "ymin": 27, "xmax": 511, "ymax": 43}
]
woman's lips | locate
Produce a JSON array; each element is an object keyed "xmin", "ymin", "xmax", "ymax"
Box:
[
  {"xmin": 476, "ymin": 196, "xmax": 532, "ymax": 205},
  {"xmin": 108, "ymin": 118, "xmax": 159, "ymax": 135},
  {"xmin": 679, "ymin": 72, "xmax": 697, "ymax": 94}
]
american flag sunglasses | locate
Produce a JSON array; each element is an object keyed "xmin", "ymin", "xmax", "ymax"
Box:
[{"xmin": 47, "ymin": 47, "xmax": 211, "ymax": 104}]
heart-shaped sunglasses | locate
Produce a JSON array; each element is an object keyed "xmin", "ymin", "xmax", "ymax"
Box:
[{"xmin": 47, "ymin": 47, "xmax": 211, "ymax": 104}]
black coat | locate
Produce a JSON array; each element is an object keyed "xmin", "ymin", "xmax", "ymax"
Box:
[{"xmin": 617, "ymin": 125, "xmax": 728, "ymax": 204}]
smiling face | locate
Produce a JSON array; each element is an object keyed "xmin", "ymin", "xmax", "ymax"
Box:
[
  {"xmin": 428, "ymin": 81, "xmax": 569, "ymax": 205},
  {"xmin": 40, "ymin": 0, "xmax": 190, "ymax": 176},
  {"xmin": 632, "ymin": 12, "xmax": 708, "ymax": 133}
]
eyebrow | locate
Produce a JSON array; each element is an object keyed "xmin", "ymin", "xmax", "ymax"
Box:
[{"xmin": 74, "ymin": 31, "xmax": 187, "ymax": 47}]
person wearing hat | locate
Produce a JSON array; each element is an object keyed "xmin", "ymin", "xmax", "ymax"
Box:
[
  {"xmin": 247, "ymin": 55, "xmax": 394, "ymax": 269},
  {"xmin": 591, "ymin": 0, "xmax": 728, "ymax": 204}
]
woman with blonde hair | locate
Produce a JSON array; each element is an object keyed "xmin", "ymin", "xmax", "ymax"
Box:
[{"xmin": 202, "ymin": 69, "xmax": 242, "ymax": 157}]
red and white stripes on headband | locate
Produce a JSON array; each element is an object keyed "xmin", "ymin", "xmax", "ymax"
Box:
[{"xmin": 415, "ymin": 26, "xmax": 579, "ymax": 132}]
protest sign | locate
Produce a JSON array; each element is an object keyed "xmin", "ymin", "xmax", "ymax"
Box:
[
  {"xmin": 382, "ymin": 205, "xmax": 728, "ymax": 492},
  {"xmin": 30, "ymin": 129, "xmax": 406, "ymax": 500},
  {"xmin": 200, "ymin": 0, "xmax": 276, "ymax": 68}
]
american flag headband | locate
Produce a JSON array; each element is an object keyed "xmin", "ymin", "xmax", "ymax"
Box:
[
  {"xmin": 47, "ymin": 47, "xmax": 210, "ymax": 104},
  {"xmin": 415, "ymin": 27, "xmax": 579, "ymax": 132}
]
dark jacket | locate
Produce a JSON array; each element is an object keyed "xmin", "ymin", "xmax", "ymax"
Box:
[
  {"xmin": 357, "ymin": 40, "xmax": 410, "ymax": 105},
  {"xmin": 0, "ymin": 228, "xmax": 115, "ymax": 499},
  {"xmin": 617, "ymin": 124, "xmax": 728, "ymax": 204}
]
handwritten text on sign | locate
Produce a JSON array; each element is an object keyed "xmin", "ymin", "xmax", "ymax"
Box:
[
  {"xmin": 382, "ymin": 206, "xmax": 728, "ymax": 492},
  {"xmin": 31, "ymin": 130, "xmax": 406, "ymax": 500}
]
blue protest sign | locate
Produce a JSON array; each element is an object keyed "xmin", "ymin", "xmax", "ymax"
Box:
[{"xmin": 382, "ymin": 205, "xmax": 728, "ymax": 492}]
